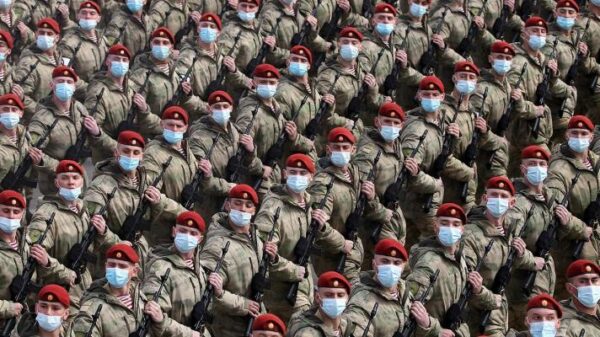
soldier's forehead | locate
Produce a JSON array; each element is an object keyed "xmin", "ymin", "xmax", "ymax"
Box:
[
  {"xmin": 152, "ymin": 36, "xmax": 171, "ymax": 43},
  {"xmin": 106, "ymin": 258, "xmax": 132, "ymax": 265},
  {"xmin": 117, "ymin": 143, "xmax": 142, "ymax": 151},
  {"xmin": 528, "ymin": 307, "xmax": 558, "ymax": 316},
  {"xmin": 437, "ymin": 216, "xmax": 462, "ymax": 223},
  {"xmin": 318, "ymin": 286, "xmax": 347, "ymax": 293},
  {"xmin": 329, "ymin": 141, "xmax": 353, "ymax": 146},
  {"xmin": 38, "ymin": 300, "xmax": 64, "ymax": 307},
  {"xmin": 0, "ymin": 204, "xmax": 23, "ymax": 211},
  {"xmin": 57, "ymin": 172, "xmax": 82, "ymax": 178}
]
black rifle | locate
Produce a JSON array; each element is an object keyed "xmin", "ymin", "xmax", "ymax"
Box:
[
  {"xmin": 531, "ymin": 39, "xmax": 558, "ymax": 138},
  {"xmin": 456, "ymin": 0, "xmax": 489, "ymax": 57},
  {"xmin": 84, "ymin": 304, "xmax": 103, "ymax": 337},
  {"xmin": 336, "ymin": 151, "xmax": 381, "ymax": 273},
  {"xmin": 66, "ymin": 187, "xmax": 117, "ymax": 284},
  {"xmin": 191, "ymin": 241, "xmax": 230, "ymax": 332},
  {"xmin": 491, "ymin": 4, "xmax": 511, "ymax": 39},
  {"xmin": 394, "ymin": 270, "xmax": 440, "ymax": 337},
  {"xmin": 459, "ymin": 87, "xmax": 488, "ymax": 202},
  {"xmin": 227, "ymin": 104, "xmax": 259, "ymax": 183},
  {"xmin": 305, "ymin": 73, "xmax": 341, "ymax": 140},
  {"xmin": 118, "ymin": 157, "xmax": 173, "ymax": 242},
  {"xmin": 117, "ymin": 71, "xmax": 152, "ymax": 133},
  {"xmin": 346, "ymin": 48, "xmax": 385, "ymax": 122},
  {"xmin": 441, "ymin": 239, "xmax": 495, "ymax": 332},
  {"xmin": 420, "ymin": 9, "xmax": 448, "ymax": 75},
  {"xmin": 352, "ymin": 303, "xmax": 378, "ymax": 337},
  {"xmin": 205, "ymin": 30, "xmax": 243, "ymax": 97},
  {"xmin": 565, "ymin": 19, "xmax": 590, "ymax": 87},
  {"xmin": 523, "ymin": 172, "xmax": 580, "ymax": 295},
  {"xmin": 518, "ymin": 0, "xmax": 537, "ymax": 21},
  {"xmin": 181, "ymin": 134, "xmax": 221, "ymax": 209},
  {"xmin": 129, "ymin": 268, "xmax": 171, "ymax": 337},
  {"xmin": 244, "ymin": 208, "xmax": 280, "ymax": 337},
  {"xmin": 362, "ymin": 0, "xmax": 374, "ymax": 19},
  {"xmin": 291, "ymin": 6, "xmax": 319, "ymax": 47},
  {"xmin": 313, "ymin": 6, "xmax": 344, "ymax": 68},
  {"xmin": 1, "ymin": 215, "xmax": 54, "ymax": 337},
  {"xmin": 165, "ymin": 55, "xmax": 199, "ymax": 108},
  {"xmin": 65, "ymin": 87, "xmax": 106, "ymax": 161},
  {"xmin": 67, "ymin": 39, "xmax": 85, "ymax": 70},
  {"xmin": 1, "ymin": 119, "xmax": 59, "ymax": 190},
  {"xmin": 174, "ymin": 17, "xmax": 195, "ymax": 45},
  {"xmin": 384, "ymin": 26, "xmax": 410, "ymax": 96},
  {"xmin": 287, "ymin": 178, "xmax": 335, "ymax": 305},
  {"xmin": 578, "ymin": 329, "xmax": 586, "ymax": 337},
  {"xmin": 574, "ymin": 192, "xmax": 600, "ymax": 259},
  {"xmin": 245, "ymin": 17, "xmax": 283, "ymax": 76}
]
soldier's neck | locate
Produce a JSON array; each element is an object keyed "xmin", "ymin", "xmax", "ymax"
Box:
[
  {"xmin": 484, "ymin": 210, "xmax": 505, "ymax": 228},
  {"xmin": 178, "ymin": 250, "xmax": 195, "ymax": 261},
  {"xmin": 522, "ymin": 44, "xmax": 540, "ymax": 61},
  {"xmin": 573, "ymin": 150, "xmax": 589, "ymax": 162},
  {"xmin": 316, "ymin": 310, "xmax": 342, "ymax": 330},
  {"xmin": 424, "ymin": 111, "xmax": 440, "ymax": 124},
  {"xmin": 376, "ymin": 32, "xmax": 390, "ymax": 43},
  {"xmin": 526, "ymin": 181, "xmax": 544, "ymax": 195},
  {"xmin": 228, "ymin": 220, "xmax": 250, "ymax": 234},
  {"xmin": 451, "ymin": 91, "xmax": 469, "ymax": 109},
  {"xmin": 286, "ymin": 187, "xmax": 304, "ymax": 202},
  {"xmin": 198, "ymin": 41, "xmax": 215, "ymax": 52},
  {"xmin": 492, "ymin": 71, "xmax": 505, "ymax": 82},
  {"xmin": 109, "ymin": 284, "xmax": 130, "ymax": 297},
  {"xmin": 0, "ymin": 230, "xmax": 17, "ymax": 244},
  {"xmin": 52, "ymin": 96, "xmax": 71, "ymax": 112},
  {"xmin": 43, "ymin": 48, "xmax": 56, "ymax": 57},
  {"xmin": 38, "ymin": 328, "xmax": 61, "ymax": 337},
  {"xmin": 84, "ymin": 29, "xmax": 97, "ymax": 39},
  {"xmin": 294, "ymin": 75, "xmax": 308, "ymax": 85},
  {"xmin": 409, "ymin": 14, "xmax": 421, "ymax": 23},
  {"xmin": 339, "ymin": 59, "xmax": 355, "ymax": 69},
  {"xmin": 0, "ymin": 124, "xmax": 16, "ymax": 138},
  {"xmin": 110, "ymin": 74, "xmax": 125, "ymax": 87},
  {"xmin": 573, "ymin": 297, "xmax": 598, "ymax": 316},
  {"xmin": 559, "ymin": 29, "xmax": 571, "ymax": 38},
  {"xmin": 132, "ymin": 11, "xmax": 143, "ymax": 19},
  {"xmin": 169, "ymin": 142, "xmax": 183, "ymax": 150}
]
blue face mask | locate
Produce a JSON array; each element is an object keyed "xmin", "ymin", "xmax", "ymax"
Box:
[
  {"xmin": 380, "ymin": 125, "xmax": 401, "ymax": 142},
  {"xmin": 174, "ymin": 233, "xmax": 199, "ymax": 253},
  {"xmin": 0, "ymin": 216, "xmax": 20, "ymax": 234},
  {"xmin": 529, "ymin": 321, "xmax": 557, "ymax": 337},
  {"xmin": 238, "ymin": 10, "xmax": 256, "ymax": 22},
  {"xmin": 330, "ymin": 151, "xmax": 351, "ymax": 167},
  {"xmin": 59, "ymin": 187, "xmax": 81, "ymax": 201},
  {"xmin": 421, "ymin": 98, "xmax": 441, "ymax": 112},
  {"xmin": 55, "ymin": 83, "xmax": 75, "ymax": 102},
  {"xmin": 340, "ymin": 44, "xmax": 359, "ymax": 61},
  {"xmin": 106, "ymin": 267, "xmax": 130, "ymax": 288},
  {"xmin": 568, "ymin": 137, "xmax": 590, "ymax": 153},
  {"xmin": 37, "ymin": 35, "xmax": 55, "ymax": 51},
  {"xmin": 79, "ymin": 19, "xmax": 97, "ymax": 31},
  {"xmin": 0, "ymin": 52, "xmax": 6, "ymax": 62},
  {"xmin": 556, "ymin": 16, "xmax": 575, "ymax": 30},
  {"xmin": 288, "ymin": 62, "xmax": 308, "ymax": 77},
  {"xmin": 438, "ymin": 226, "xmax": 462, "ymax": 246},
  {"xmin": 0, "ymin": 113, "xmax": 19, "ymax": 129},
  {"xmin": 528, "ymin": 35, "xmax": 546, "ymax": 50},
  {"xmin": 256, "ymin": 84, "xmax": 277, "ymax": 99},
  {"xmin": 409, "ymin": 3, "xmax": 427, "ymax": 17},
  {"xmin": 375, "ymin": 23, "xmax": 394, "ymax": 36},
  {"xmin": 0, "ymin": 0, "xmax": 12, "ymax": 10},
  {"xmin": 526, "ymin": 166, "xmax": 547, "ymax": 185},
  {"xmin": 492, "ymin": 59, "xmax": 512, "ymax": 75},
  {"xmin": 229, "ymin": 209, "xmax": 252, "ymax": 227},
  {"xmin": 212, "ymin": 108, "xmax": 231, "ymax": 125},
  {"xmin": 36, "ymin": 313, "xmax": 62, "ymax": 332},
  {"xmin": 199, "ymin": 27, "xmax": 218, "ymax": 43},
  {"xmin": 456, "ymin": 80, "xmax": 476, "ymax": 95},
  {"xmin": 118, "ymin": 155, "xmax": 140, "ymax": 172},
  {"xmin": 287, "ymin": 175, "xmax": 309, "ymax": 193},
  {"xmin": 487, "ymin": 197, "xmax": 510, "ymax": 218},
  {"xmin": 110, "ymin": 61, "xmax": 129, "ymax": 77},
  {"xmin": 163, "ymin": 129, "xmax": 184, "ymax": 144},
  {"xmin": 126, "ymin": 0, "xmax": 143, "ymax": 12},
  {"xmin": 151, "ymin": 45, "xmax": 170, "ymax": 60},
  {"xmin": 321, "ymin": 298, "xmax": 346, "ymax": 318},
  {"xmin": 376, "ymin": 264, "xmax": 402, "ymax": 288},
  {"xmin": 577, "ymin": 285, "xmax": 600, "ymax": 308}
]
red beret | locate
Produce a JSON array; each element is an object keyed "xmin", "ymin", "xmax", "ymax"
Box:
[
  {"xmin": 378, "ymin": 102, "xmax": 406, "ymax": 121},
  {"xmin": 162, "ymin": 105, "xmax": 189, "ymax": 125},
  {"xmin": 151, "ymin": 27, "xmax": 175, "ymax": 44},
  {"xmin": 176, "ymin": 211, "xmax": 206, "ymax": 233},
  {"xmin": 527, "ymin": 293, "xmax": 562, "ymax": 318},
  {"xmin": 0, "ymin": 30, "xmax": 14, "ymax": 49},
  {"xmin": 38, "ymin": 284, "xmax": 70, "ymax": 308},
  {"xmin": 290, "ymin": 45, "xmax": 313, "ymax": 65},
  {"xmin": 317, "ymin": 271, "xmax": 351, "ymax": 293},
  {"xmin": 339, "ymin": 26, "xmax": 363, "ymax": 41},
  {"xmin": 454, "ymin": 61, "xmax": 480, "ymax": 76},
  {"xmin": 374, "ymin": 238, "xmax": 408, "ymax": 261},
  {"xmin": 108, "ymin": 44, "xmax": 131, "ymax": 59},
  {"xmin": 286, "ymin": 153, "xmax": 316, "ymax": 174},
  {"xmin": 556, "ymin": 0, "xmax": 579, "ymax": 11},
  {"xmin": 566, "ymin": 259, "xmax": 600, "ymax": 278},
  {"xmin": 328, "ymin": 127, "xmax": 355, "ymax": 144},
  {"xmin": 252, "ymin": 63, "xmax": 280, "ymax": 79},
  {"xmin": 0, "ymin": 190, "xmax": 25, "ymax": 208},
  {"xmin": 252, "ymin": 314, "xmax": 286, "ymax": 335},
  {"xmin": 208, "ymin": 90, "xmax": 233, "ymax": 106},
  {"xmin": 521, "ymin": 145, "xmax": 550, "ymax": 161},
  {"xmin": 491, "ymin": 40, "xmax": 515, "ymax": 56},
  {"xmin": 37, "ymin": 18, "xmax": 60, "ymax": 34},
  {"xmin": 200, "ymin": 13, "xmax": 222, "ymax": 30},
  {"xmin": 0, "ymin": 93, "xmax": 24, "ymax": 110},
  {"xmin": 419, "ymin": 75, "xmax": 444, "ymax": 93},
  {"xmin": 56, "ymin": 160, "xmax": 84, "ymax": 176},
  {"xmin": 79, "ymin": 1, "xmax": 101, "ymax": 14},
  {"xmin": 436, "ymin": 203, "xmax": 467, "ymax": 224},
  {"xmin": 52, "ymin": 66, "xmax": 78, "ymax": 81},
  {"xmin": 229, "ymin": 184, "xmax": 259, "ymax": 205},
  {"xmin": 374, "ymin": 3, "xmax": 397, "ymax": 15},
  {"xmin": 525, "ymin": 16, "xmax": 548, "ymax": 31},
  {"xmin": 106, "ymin": 243, "xmax": 140, "ymax": 264},
  {"xmin": 486, "ymin": 176, "xmax": 515, "ymax": 196},
  {"xmin": 239, "ymin": 0, "xmax": 261, "ymax": 6},
  {"xmin": 117, "ymin": 130, "xmax": 145, "ymax": 148},
  {"xmin": 568, "ymin": 115, "xmax": 594, "ymax": 131}
]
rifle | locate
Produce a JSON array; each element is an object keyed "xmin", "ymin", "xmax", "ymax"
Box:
[
  {"xmin": 1, "ymin": 119, "xmax": 59, "ymax": 190},
  {"xmin": 459, "ymin": 87, "xmax": 488, "ymax": 202},
  {"xmin": 352, "ymin": 303, "xmax": 379, "ymax": 337},
  {"xmin": 394, "ymin": 270, "xmax": 440, "ymax": 337},
  {"xmin": 456, "ymin": 0, "xmax": 489, "ymax": 57},
  {"xmin": 181, "ymin": 134, "xmax": 221, "ymax": 209},
  {"xmin": 523, "ymin": 172, "xmax": 581, "ymax": 296},
  {"xmin": 65, "ymin": 88, "xmax": 106, "ymax": 161},
  {"xmin": 1, "ymin": 214, "xmax": 54, "ymax": 337},
  {"xmin": 118, "ymin": 157, "xmax": 173, "ymax": 242},
  {"xmin": 305, "ymin": 73, "xmax": 341, "ymax": 140},
  {"xmin": 191, "ymin": 241, "xmax": 231, "ymax": 332},
  {"xmin": 205, "ymin": 30, "xmax": 243, "ymax": 97},
  {"xmin": 174, "ymin": 17, "xmax": 195, "ymax": 45},
  {"xmin": 165, "ymin": 55, "xmax": 199, "ymax": 108},
  {"xmin": 336, "ymin": 151, "xmax": 382, "ymax": 273},
  {"xmin": 84, "ymin": 304, "xmax": 103, "ymax": 337},
  {"xmin": 491, "ymin": 4, "xmax": 511, "ymax": 39},
  {"xmin": 291, "ymin": 6, "xmax": 319, "ymax": 47},
  {"xmin": 14, "ymin": 60, "xmax": 41, "ymax": 86},
  {"xmin": 313, "ymin": 6, "xmax": 344, "ymax": 68},
  {"xmin": 345, "ymin": 48, "xmax": 385, "ymax": 122},
  {"xmin": 286, "ymin": 178, "xmax": 335, "ymax": 305},
  {"xmin": 531, "ymin": 39, "xmax": 558, "ymax": 138},
  {"xmin": 66, "ymin": 187, "xmax": 117, "ymax": 284},
  {"xmin": 518, "ymin": 0, "xmax": 537, "ymax": 21},
  {"xmin": 245, "ymin": 17, "xmax": 283, "ymax": 76},
  {"xmin": 564, "ymin": 19, "xmax": 590, "ymax": 86},
  {"xmin": 441, "ymin": 239, "xmax": 495, "ymax": 332},
  {"xmin": 362, "ymin": 0, "xmax": 374, "ymax": 19},
  {"xmin": 117, "ymin": 71, "xmax": 152, "ymax": 134},
  {"xmin": 67, "ymin": 39, "xmax": 85, "ymax": 70},
  {"xmin": 578, "ymin": 329, "xmax": 586, "ymax": 337},
  {"xmin": 244, "ymin": 208, "xmax": 281, "ymax": 337},
  {"xmin": 423, "ymin": 95, "xmax": 464, "ymax": 213},
  {"xmin": 383, "ymin": 26, "xmax": 410, "ymax": 96},
  {"xmin": 420, "ymin": 9, "xmax": 448, "ymax": 75},
  {"xmin": 575, "ymin": 192, "xmax": 600, "ymax": 259},
  {"xmin": 227, "ymin": 104, "xmax": 259, "ymax": 183},
  {"xmin": 129, "ymin": 268, "xmax": 171, "ymax": 337}
]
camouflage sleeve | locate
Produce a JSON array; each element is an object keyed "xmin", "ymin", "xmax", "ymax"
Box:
[
  {"xmin": 148, "ymin": 1, "xmax": 172, "ymax": 30},
  {"xmin": 342, "ymin": 292, "xmax": 375, "ymax": 337},
  {"xmin": 149, "ymin": 316, "xmax": 197, "ymax": 337},
  {"xmin": 71, "ymin": 301, "xmax": 104, "ymax": 337},
  {"xmin": 36, "ymin": 256, "xmax": 75, "ymax": 286},
  {"xmin": 442, "ymin": 155, "xmax": 475, "ymax": 182},
  {"xmin": 14, "ymin": 57, "xmax": 39, "ymax": 98},
  {"xmin": 340, "ymin": 12, "xmax": 369, "ymax": 30},
  {"xmin": 150, "ymin": 194, "xmax": 185, "ymax": 226},
  {"xmin": 398, "ymin": 66, "xmax": 425, "ymax": 87},
  {"xmin": 199, "ymin": 176, "xmax": 234, "ymax": 197},
  {"xmin": 317, "ymin": 68, "xmax": 350, "ymax": 128},
  {"xmin": 459, "ymin": 228, "xmax": 480, "ymax": 270},
  {"xmin": 406, "ymin": 253, "xmax": 437, "ymax": 301},
  {"xmin": 0, "ymin": 300, "xmax": 16, "ymax": 319},
  {"xmin": 142, "ymin": 260, "xmax": 173, "ymax": 315},
  {"xmin": 401, "ymin": 126, "xmax": 438, "ymax": 193},
  {"xmin": 26, "ymin": 210, "xmax": 55, "ymax": 249},
  {"xmin": 217, "ymin": 25, "xmax": 242, "ymax": 60},
  {"xmin": 254, "ymin": 196, "xmax": 279, "ymax": 237},
  {"xmin": 137, "ymin": 108, "xmax": 163, "ymax": 137}
]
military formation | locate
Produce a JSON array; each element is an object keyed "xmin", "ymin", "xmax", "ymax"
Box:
[{"xmin": 0, "ymin": 0, "xmax": 599, "ymax": 336}]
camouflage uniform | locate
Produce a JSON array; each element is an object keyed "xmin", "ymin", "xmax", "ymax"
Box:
[
  {"xmin": 217, "ymin": 15, "xmax": 262, "ymax": 78},
  {"xmin": 0, "ymin": 234, "xmax": 27, "ymax": 329},
  {"xmin": 287, "ymin": 306, "xmax": 352, "ymax": 337},
  {"xmin": 557, "ymin": 299, "xmax": 600, "ymax": 337},
  {"xmin": 148, "ymin": 0, "xmax": 191, "ymax": 38},
  {"xmin": 59, "ymin": 27, "xmax": 109, "ymax": 83},
  {"xmin": 104, "ymin": 6, "xmax": 152, "ymax": 56},
  {"xmin": 0, "ymin": 125, "xmax": 33, "ymax": 191},
  {"xmin": 129, "ymin": 52, "xmax": 179, "ymax": 118},
  {"xmin": 13, "ymin": 311, "xmax": 72, "ymax": 337}
]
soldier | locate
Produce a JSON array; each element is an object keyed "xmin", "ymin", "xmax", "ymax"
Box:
[
  {"xmin": 0, "ymin": 5, "xmax": 34, "ymax": 57},
  {"xmin": 287, "ymin": 271, "xmax": 353, "ymax": 337},
  {"xmin": 558, "ymin": 260, "xmax": 600, "ymax": 336},
  {"xmin": 505, "ymin": 293, "xmax": 564, "ymax": 337},
  {"xmin": 0, "ymin": 30, "xmax": 19, "ymax": 95},
  {"xmin": 406, "ymin": 203, "xmax": 497, "ymax": 337},
  {"xmin": 199, "ymin": 184, "xmax": 279, "ymax": 337},
  {"xmin": 14, "ymin": 284, "xmax": 72, "ymax": 337},
  {"xmin": 344, "ymin": 238, "xmax": 437, "ymax": 337},
  {"xmin": 148, "ymin": 0, "xmax": 194, "ymax": 38},
  {"xmin": 143, "ymin": 211, "xmax": 207, "ymax": 337},
  {"xmin": 13, "ymin": 0, "xmax": 67, "ymax": 32},
  {"xmin": 251, "ymin": 313, "xmax": 286, "ymax": 337},
  {"xmin": 103, "ymin": 0, "xmax": 152, "ymax": 55}
]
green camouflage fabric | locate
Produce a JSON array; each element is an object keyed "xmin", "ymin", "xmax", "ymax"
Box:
[
  {"xmin": 104, "ymin": 6, "xmax": 152, "ymax": 56},
  {"xmin": 129, "ymin": 52, "xmax": 179, "ymax": 118},
  {"xmin": 0, "ymin": 125, "xmax": 33, "ymax": 191},
  {"xmin": 557, "ymin": 299, "xmax": 600, "ymax": 337},
  {"xmin": 59, "ymin": 27, "xmax": 109, "ymax": 83},
  {"xmin": 217, "ymin": 16, "xmax": 262, "ymax": 76},
  {"xmin": 148, "ymin": 0, "xmax": 190, "ymax": 37},
  {"xmin": 0, "ymin": 233, "xmax": 27, "ymax": 325},
  {"xmin": 287, "ymin": 306, "xmax": 352, "ymax": 337}
]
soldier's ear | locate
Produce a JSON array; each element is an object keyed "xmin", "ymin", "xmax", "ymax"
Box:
[{"xmin": 62, "ymin": 309, "xmax": 70, "ymax": 321}]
